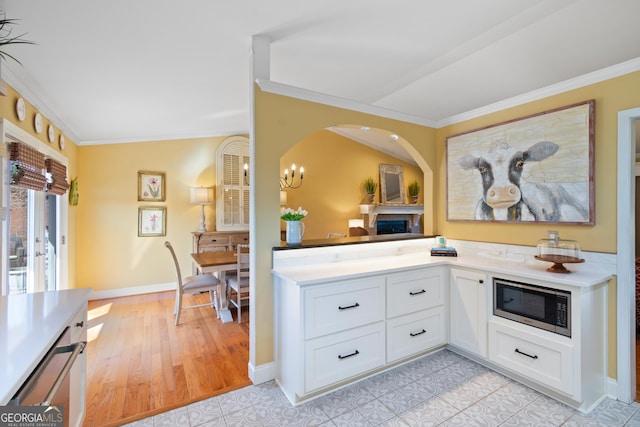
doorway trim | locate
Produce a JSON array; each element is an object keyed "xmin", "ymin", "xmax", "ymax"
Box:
[{"xmin": 618, "ymin": 107, "xmax": 639, "ymax": 403}]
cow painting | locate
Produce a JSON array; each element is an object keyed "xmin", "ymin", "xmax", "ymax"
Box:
[{"xmin": 457, "ymin": 140, "xmax": 589, "ymax": 222}]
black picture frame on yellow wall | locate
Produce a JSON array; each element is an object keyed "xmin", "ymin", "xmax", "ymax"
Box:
[{"xmin": 446, "ymin": 100, "xmax": 595, "ymax": 225}]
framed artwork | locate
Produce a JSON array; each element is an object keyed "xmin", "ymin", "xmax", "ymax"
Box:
[
  {"xmin": 138, "ymin": 207, "xmax": 166, "ymax": 237},
  {"xmin": 138, "ymin": 171, "xmax": 165, "ymax": 201},
  {"xmin": 446, "ymin": 100, "xmax": 594, "ymax": 225}
]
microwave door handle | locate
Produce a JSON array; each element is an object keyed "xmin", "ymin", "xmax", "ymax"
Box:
[{"xmin": 39, "ymin": 341, "xmax": 86, "ymax": 407}]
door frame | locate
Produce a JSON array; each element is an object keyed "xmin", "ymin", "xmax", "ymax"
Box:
[
  {"xmin": 617, "ymin": 107, "xmax": 639, "ymax": 403},
  {"xmin": 1, "ymin": 119, "xmax": 69, "ymax": 294}
]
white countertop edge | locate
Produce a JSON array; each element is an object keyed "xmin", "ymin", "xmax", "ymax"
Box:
[
  {"xmin": 272, "ymin": 252, "xmax": 612, "ymax": 288},
  {"xmin": 0, "ymin": 288, "xmax": 92, "ymax": 404}
]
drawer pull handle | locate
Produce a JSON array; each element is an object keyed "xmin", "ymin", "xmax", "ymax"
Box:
[
  {"xmin": 514, "ymin": 348, "xmax": 538, "ymax": 359},
  {"xmin": 338, "ymin": 302, "xmax": 360, "ymax": 310},
  {"xmin": 409, "ymin": 289, "xmax": 426, "ymax": 296},
  {"xmin": 410, "ymin": 329, "xmax": 427, "ymax": 337},
  {"xmin": 338, "ymin": 350, "xmax": 360, "ymax": 360}
]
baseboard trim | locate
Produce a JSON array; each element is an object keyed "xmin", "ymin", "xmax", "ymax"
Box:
[
  {"xmin": 90, "ymin": 282, "xmax": 175, "ymax": 300},
  {"xmin": 606, "ymin": 376, "xmax": 619, "ymax": 400},
  {"xmin": 249, "ymin": 361, "xmax": 275, "ymax": 385}
]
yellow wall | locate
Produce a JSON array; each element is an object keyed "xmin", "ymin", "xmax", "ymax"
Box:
[
  {"xmin": 436, "ymin": 71, "xmax": 640, "ymax": 253},
  {"xmin": 0, "ymin": 85, "xmax": 79, "ymax": 289},
  {"xmin": 281, "ymin": 129, "xmax": 424, "ymax": 239},
  {"xmin": 254, "ymin": 88, "xmax": 437, "ymax": 365},
  {"xmin": 255, "ymin": 70, "xmax": 640, "ymax": 376},
  {"xmin": 430, "ymin": 70, "xmax": 640, "ymax": 380},
  {"xmin": 76, "ymin": 137, "xmax": 233, "ymax": 292}
]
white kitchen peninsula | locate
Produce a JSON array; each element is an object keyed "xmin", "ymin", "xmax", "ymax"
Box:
[
  {"xmin": 0, "ymin": 288, "xmax": 91, "ymax": 426},
  {"xmin": 272, "ymin": 237, "xmax": 613, "ymax": 412}
]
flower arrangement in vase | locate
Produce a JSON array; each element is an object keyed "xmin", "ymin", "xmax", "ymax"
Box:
[{"xmin": 281, "ymin": 207, "xmax": 308, "ymax": 244}]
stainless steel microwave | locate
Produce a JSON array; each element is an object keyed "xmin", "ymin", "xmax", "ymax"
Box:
[{"xmin": 493, "ymin": 277, "xmax": 571, "ymax": 337}]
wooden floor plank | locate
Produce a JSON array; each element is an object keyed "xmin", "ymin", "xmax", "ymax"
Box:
[{"xmin": 83, "ymin": 291, "xmax": 251, "ymax": 427}]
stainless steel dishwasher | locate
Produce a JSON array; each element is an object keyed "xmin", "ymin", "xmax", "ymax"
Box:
[{"xmin": 8, "ymin": 325, "xmax": 86, "ymax": 427}]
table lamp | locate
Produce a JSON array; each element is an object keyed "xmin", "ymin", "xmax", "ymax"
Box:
[{"xmin": 190, "ymin": 186, "xmax": 214, "ymax": 232}]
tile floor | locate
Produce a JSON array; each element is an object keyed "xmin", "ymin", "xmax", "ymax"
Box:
[{"xmin": 124, "ymin": 349, "xmax": 640, "ymax": 426}]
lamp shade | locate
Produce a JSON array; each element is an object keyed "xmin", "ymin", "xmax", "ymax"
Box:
[
  {"xmin": 190, "ymin": 187, "xmax": 214, "ymax": 204},
  {"xmin": 349, "ymin": 218, "xmax": 364, "ymax": 228},
  {"xmin": 280, "ymin": 190, "xmax": 287, "ymax": 206}
]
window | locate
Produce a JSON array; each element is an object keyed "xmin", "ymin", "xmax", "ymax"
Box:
[{"xmin": 216, "ymin": 136, "xmax": 249, "ymax": 231}]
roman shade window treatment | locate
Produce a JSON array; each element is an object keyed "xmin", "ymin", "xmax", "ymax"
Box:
[{"xmin": 9, "ymin": 142, "xmax": 69, "ymax": 194}]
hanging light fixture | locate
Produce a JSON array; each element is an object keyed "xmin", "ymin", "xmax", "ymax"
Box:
[{"xmin": 280, "ymin": 163, "xmax": 304, "ymax": 189}]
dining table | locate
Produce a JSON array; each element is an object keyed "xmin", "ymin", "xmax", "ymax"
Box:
[{"xmin": 191, "ymin": 250, "xmax": 241, "ymax": 323}]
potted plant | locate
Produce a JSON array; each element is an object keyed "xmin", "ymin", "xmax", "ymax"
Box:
[
  {"xmin": 408, "ymin": 180, "xmax": 420, "ymax": 204},
  {"xmin": 363, "ymin": 177, "xmax": 377, "ymax": 203}
]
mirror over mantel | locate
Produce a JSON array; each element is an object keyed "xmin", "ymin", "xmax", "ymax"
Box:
[{"xmin": 380, "ymin": 164, "xmax": 405, "ymax": 204}]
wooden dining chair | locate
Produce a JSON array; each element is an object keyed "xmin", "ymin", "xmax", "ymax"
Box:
[
  {"xmin": 226, "ymin": 243, "xmax": 250, "ymax": 323},
  {"xmin": 164, "ymin": 241, "xmax": 220, "ymax": 325}
]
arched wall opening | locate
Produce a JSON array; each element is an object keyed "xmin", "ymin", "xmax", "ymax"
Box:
[
  {"xmin": 279, "ymin": 125, "xmax": 428, "ymax": 240},
  {"xmin": 250, "ymin": 87, "xmax": 436, "ymax": 380}
]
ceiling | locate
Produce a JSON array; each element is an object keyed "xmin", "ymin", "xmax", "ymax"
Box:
[{"xmin": 1, "ymin": 0, "xmax": 640, "ymax": 155}]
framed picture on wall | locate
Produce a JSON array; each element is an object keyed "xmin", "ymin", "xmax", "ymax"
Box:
[
  {"xmin": 446, "ymin": 100, "xmax": 595, "ymax": 225},
  {"xmin": 138, "ymin": 171, "xmax": 166, "ymax": 202},
  {"xmin": 138, "ymin": 207, "xmax": 166, "ymax": 237}
]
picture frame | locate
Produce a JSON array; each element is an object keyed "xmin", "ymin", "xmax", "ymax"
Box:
[
  {"xmin": 138, "ymin": 207, "xmax": 166, "ymax": 237},
  {"xmin": 138, "ymin": 171, "xmax": 165, "ymax": 202},
  {"xmin": 446, "ymin": 100, "xmax": 594, "ymax": 225},
  {"xmin": 379, "ymin": 164, "xmax": 405, "ymax": 204}
]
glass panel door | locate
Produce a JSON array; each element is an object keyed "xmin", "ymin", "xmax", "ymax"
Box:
[{"xmin": 7, "ymin": 187, "xmax": 58, "ymax": 294}]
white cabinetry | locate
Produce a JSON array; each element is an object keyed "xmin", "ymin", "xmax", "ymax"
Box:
[
  {"xmin": 275, "ymin": 267, "xmax": 446, "ymax": 404},
  {"xmin": 488, "ymin": 278, "xmax": 607, "ymax": 412},
  {"xmin": 386, "ymin": 268, "xmax": 446, "ymax": 363},
  {"xmin": 69, "ymin": 303, "xmax": 88, "ymax": 427},
  {"xmin": 449, "ymin": 268, "xmax": 488, "ymax": 358}
]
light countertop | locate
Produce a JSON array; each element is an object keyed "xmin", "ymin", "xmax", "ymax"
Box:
[
  {"xmin": 0, "ymin": 288, "xmax": 92, "ymax": 404},
  {"xmin": 272, "ymin": 251, "xmax": 612, "ymax": 288}
]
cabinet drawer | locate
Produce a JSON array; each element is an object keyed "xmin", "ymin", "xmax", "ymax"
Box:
[
  {"xmin": 304, "ymin": 322, "xmax": 385, "ymax": 393},
  {"xmin": 489, "ymin": 320, "xmax": 574, "ymax": 396},
  {"xmin": 387, "ymin": 306, "xmax": 445, "ymax": 363},
  {"xmin": 304, "ymin": 277, "xmax": 385, "ymax": 339},
  {"xmin": 387, "ymin": 269, "xmax": 444, "ymax": 318}
]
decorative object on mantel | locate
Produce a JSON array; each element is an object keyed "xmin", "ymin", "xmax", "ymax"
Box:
[
  {"xmin": 534, "ymin": 230, "xmax": 584, "ymax": 273},
  {"xmin": 408, "ymin": 180, "xmax": 420, "ymax": 204},
  {"xmin": 280, "ymin": 163, "xmax": 304, "ymax": 189},
  {"xmin": 363, "ymin": 177, "xmax": 377, "ymax": 203},
  {"xmin": 190, "ymin": 186, "xmax": 214, "ymax": 232},
  {"xmin": 281, "ymin": 206, "xmax": 307, "ymax": 245},
  {"xmin": 380, "ymin": 164, "xmax": 405, "ymax": 204}
]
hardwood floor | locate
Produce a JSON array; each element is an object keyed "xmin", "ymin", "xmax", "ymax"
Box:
[{"xmin": 82, "ymin": 291, "xmax": 251, "ymax": 427}]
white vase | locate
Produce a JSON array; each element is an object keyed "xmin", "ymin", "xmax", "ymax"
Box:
[{"xmin": 286, "ymin": 220, "xmax": 305, "ymax": 245}]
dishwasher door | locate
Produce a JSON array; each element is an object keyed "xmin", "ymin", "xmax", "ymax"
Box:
[{"xmin": 9, "ymin": 326, "xmax": 86, "ymax": 427}]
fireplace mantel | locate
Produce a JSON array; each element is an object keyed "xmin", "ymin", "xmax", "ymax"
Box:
[{"xmin": 359, "ymin": 204, "xmax": 424, "ymax": 228}]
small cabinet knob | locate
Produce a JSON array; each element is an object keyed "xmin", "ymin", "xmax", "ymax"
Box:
[
  {"xmin": 479, "ymin": 279, "xmax": 484, "ymax": 284},
  {"xmin": 75, "ymin": 321, "xmax": 84, "ymax": 328}
]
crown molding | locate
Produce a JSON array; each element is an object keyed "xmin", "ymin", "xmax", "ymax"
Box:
[
  {"xmin": 436, "ymin": 57, "xmax": 640, "ymax": 128},
  {"xmin": 256, "ymin": 79, "xmax": 438, "ymax": 128},
  {"xmin": 0, "ymin": 60, "xmax": 81, "ymax": 143}
]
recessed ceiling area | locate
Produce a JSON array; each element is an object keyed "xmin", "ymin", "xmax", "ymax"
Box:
[{"xmin": 1, "ymin": 1, "xmax": 639, "ymax": 148}]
